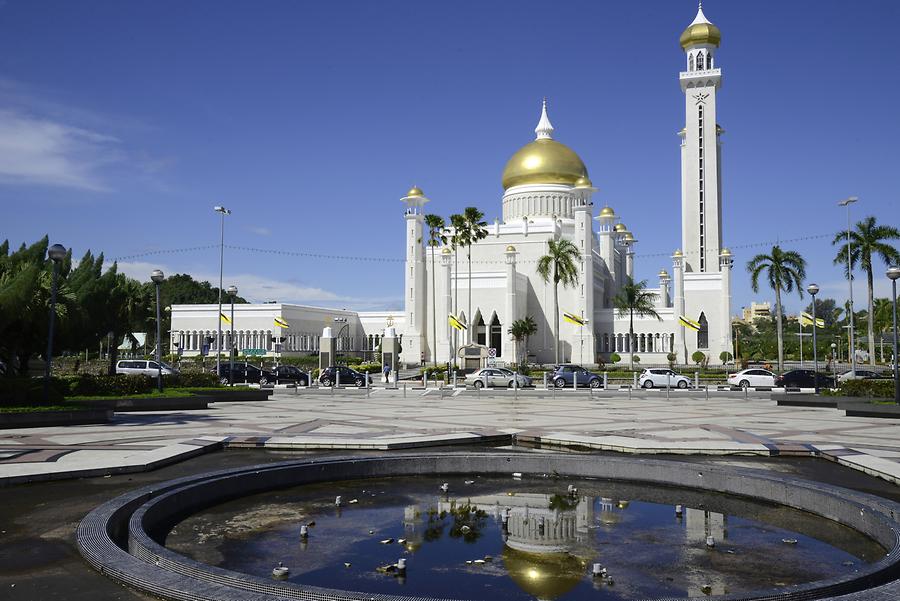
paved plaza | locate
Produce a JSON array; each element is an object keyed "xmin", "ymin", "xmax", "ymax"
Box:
[{"xmin": 2, "ymin": 388, "xmax": 900, "ymax": 486}]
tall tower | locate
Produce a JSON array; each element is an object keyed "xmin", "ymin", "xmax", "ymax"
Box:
[
  {"xmin": 679, "ymin": 3, "xmax": 723, "ymax": 274},
  {"xmin": 401, "ymin": 185, "xmax": 429, "ymax": 363}
]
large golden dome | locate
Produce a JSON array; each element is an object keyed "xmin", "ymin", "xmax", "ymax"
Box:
[
  {"xmin": 680, "ymin": 5, "xmax": 721, "ymax": 49},
  {"xmin": 502, "ymin": 139, "xmax": 589, "ymax": 189}
]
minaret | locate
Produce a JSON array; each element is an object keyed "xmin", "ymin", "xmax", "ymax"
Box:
[
  {"xmin": 673, "ymin": 249, "xmax": 686, "ymax": 362},
  {"xmin": 595, "ymin": 205, "xmax": 617, "ymax": 308},
  {"xmin": 401, "ymin": 185, "xmax": 429, "ymax": 363},
  {"xmin": 441, "ymin": 247, "xmax": 453, "ymax": 363},
  {"xmin": 573, "ymin": 176, "xmax": 597, "ymax": 362},
  {"xmin": 679, "ymin": 2, "xmax": 723, "ymax": 273},
  {"xmin": 504, "ymin": 245, "xmax": 519, "ymax": 361},
  {"xmin": 719, "ymin": 247, "xmax": 734, "ymax": 360}
]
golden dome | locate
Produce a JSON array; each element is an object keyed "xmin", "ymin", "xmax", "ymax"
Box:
[
  {"xmin": 405, "ymin": 185, "xmax": 424, "ymax": 198},
  {"xmin": 673, "ymin": 248, "xmax": 683, "ymax": 257},
  {"xmin": 598, "ymin": 206, "xmax": 615, "ymax": 218},
  {"xmin": 502, "ymin": 139, "xmax": 589, "ymax": 190},
  {"xmin": 573, "ymin": 175, "xmax": 593, "ymax": 189},
  {"xmin": 506, "ymin": 245, "xmax": 517, "ymax": 252},
  {"xmin": 614, "ymin": 223, "xmax": 627, "ymax": 233},
  {"xmin": 623, "ymin": 231, "xmax": 635, "ymax": 242},
  {"xmin": 659, "ymin": 269, "xmax": 669, "ymax": 278},
  {"xmin": 720, "ymin": 247, "xmax": 732, "ymax": 256},
  {"xmin": 680, "ymin": 6, "xmax": 721, "ymax": 49}
]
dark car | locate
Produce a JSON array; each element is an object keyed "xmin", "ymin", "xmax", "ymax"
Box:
[
  {"xmin": 319, "ymin": 365, "xmax": 372, "ymax": 387},
  {"xmin": 550, "ymin": 364, "xmax": 603, "ymax": 388},
  {"xmin": 272, "ymin": 365, "xmax": 310, "ymax": 386},
  {"xmin": 775, "ymin": 369, "xmax": 835, "ymax": 389},
  {"xmin": 214, "ymin": 362, "xmax": 275, "ymax": 386}
]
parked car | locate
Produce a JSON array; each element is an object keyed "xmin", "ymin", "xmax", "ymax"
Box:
[
  {"xmin": 727, "ymin": 368, "xmax": 776, "ymax": 389},
  {"xmin": 550, "ymin": 364, "xmax": 603, "ymax": 388},
  {"xmin": 837, "ymin": 369, "xmax": 887, "ymax": 383},
  {"xmin": 467, "ymin": 368, "xmax": 532, "ymax": 389},
  {"xmin": 271, "ymin": 365, "xmax": 310, "ymax": 386},
  {"xmin": 116, "ymin": 359, "xmax": 179, "ymax": 377},
  {"xmin": 319, "ymin": 365, "xmax": 371, "ymax": 387},
  {"xmin": 214, "ymin": 362, "xmax": 275, "ymax": 386},
  {"xmin": 775, "ymin": 369, "xmax": 835, "ymax": 389},
  {"xmin": 639, "ymin": 368, "xmax": 691, "ymax": 389}
]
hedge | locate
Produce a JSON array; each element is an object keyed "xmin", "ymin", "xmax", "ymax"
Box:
[
  {"xmin": 837, "ymin": 379, "xmax": 895, "ymax": 398},
  {"xmin": 0, "ymin": 377, "xmax": 65, "ymax": 406}
]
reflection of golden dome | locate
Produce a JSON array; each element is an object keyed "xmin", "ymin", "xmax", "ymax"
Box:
[
  {"xmin": 502, "ymin": 139, "xmax": 589, "ymax": 190},
  {"xmin": 614, "ymin": 223, "xmax": 627, "ymax": 233},
  {"xmin": 506, "ymin": 245, "xmax": 517, "ymax": 252},
  {"xmin": 598, "ymin": 206, "xmax": 615, "ymax": 218},
  {"xmin": 441, "ymin": 247, "xmax": 452, "ymax": 255},
  {"xmin": 405, "ymin": 185, "xmax": 424, "ymax": 198},
  {"xmin": 502, "ymin": 547, "xmax": 585, "ymax": 601}
]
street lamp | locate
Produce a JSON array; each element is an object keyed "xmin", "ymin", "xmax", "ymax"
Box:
[
  {"xmin": 214, "ymin": 205, "xmax": 231, "ymax": 377},
  {"xmin": 43, "ymin": 243, "xmax": 67, "ymax": 401},
  {"xmin": 334, "ymin": 317, "xmax": 350, "ymax": 362},
  {"xmin": 807, "ymin": 283, "xmax": 820, "ymax": 393},
  {"xmin": 887, "ymin": 266, "xmax": 900, "ymax": 404},
  {"xmin": 227, "ymin": 285, "xmax": 238, "ymax": 386},
  {"xmin": 838, "ymin": 196, "xmax": 858, "ymax": 377},
  {"xmin": 831, "ymin": 342, "xmax": 837, "ymax": 378},
  {"xmin": 150, "ymin": 269, "xmax": 165, "ymax": 393}
]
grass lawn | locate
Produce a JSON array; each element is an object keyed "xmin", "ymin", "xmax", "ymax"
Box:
[
  {"xmin": 0, "ymin": 405, "xmax": 84, "ymax": 414},
  {"xmin": 65, "ymin": 387, "xmax": 228, "ymax": 401}
]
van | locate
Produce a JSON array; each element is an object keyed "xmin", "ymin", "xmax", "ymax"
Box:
[{"xmin": 115, "ymin": 360, "xmax": 178, "ymax": 377}]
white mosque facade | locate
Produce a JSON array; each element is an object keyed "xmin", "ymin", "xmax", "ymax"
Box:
[{"xmin": 170, "ymin": 5, "xmax": 734, "ymax": 367}]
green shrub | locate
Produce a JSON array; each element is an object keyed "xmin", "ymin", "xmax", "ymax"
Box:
[
  {"xmin": 691, "ymin": 351, "xmax": 707, "ymax": 367},
  {"xmin": 166, "ymin": 372, "xmax": 220, "ymax": 388},
  {"xmin": 632, "ymin": 355, "xmax": 641, "ymax": 364},
  {"xmin": 60, "ymin": 374, "xmax": 153, "ymax": 397},
  {"xmin": 354, "ymin": 362, "xmax": 382, "ymax": 374},
  {"xmin": 838, "ymin": 379, "xmax": 894, "ymax": 398},
  {"xmin": 0, "ymin": 377, "xmax": 65, "ymax": 406},
  {"xmin": 609, "ymin": 353, "xmax": 621, "ymax": 365},
  {"xmin": 422, "ymin": 365, "xmax": 448, "ymax": 378}
]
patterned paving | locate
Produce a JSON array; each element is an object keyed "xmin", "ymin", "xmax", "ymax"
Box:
[{"xmin": 2, "ymin": 387, "xmax": 900, "ymax": 485}]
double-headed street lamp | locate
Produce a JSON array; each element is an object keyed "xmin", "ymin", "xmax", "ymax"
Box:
[
  {"xmin": 43, "ymin": 243, "xmax": 67, "ymax": 401},
  {"xmin": 807, "ymin": 283, "xmax": 820, "ymax": 393},
  {"xmin": 838, "ymin": 196, "xmax": 858, "ymax": 377},
  {"xmin": 334, "ymin": 317, "xmax": 350, "ymax": 360},
  {"xmin": 227, "ymin": 285, "xmax": 238, "ymax": 386},
  {"xmin": 151, "ymin": 269, "xmax": 165, "ymax": 393},
  {"xmin": 887, "ymin": 266, "xmax": 900, "ymax": 404},
  {"xmin": 214, "ymin": 205, "xmax": 231, "ymax": 377}
]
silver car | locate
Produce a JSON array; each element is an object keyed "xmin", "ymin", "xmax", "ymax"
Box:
[
  {"xmin": 115, "ymin": 359, "xmax": 178, "ymax": 377},
  {"xmin": 467, "ymin": 368, "xmax": 531, "ymax": 389}
]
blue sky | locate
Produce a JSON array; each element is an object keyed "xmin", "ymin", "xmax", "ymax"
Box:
[{"xmin": 1, "ymin": 0, "xmax": 898, "ymax": 313}]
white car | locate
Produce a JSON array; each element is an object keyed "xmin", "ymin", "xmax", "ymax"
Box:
[
  {"xmin": 115, "ymin": 359, "xmax": 178, "ymax": 377},
  {"xmin": 727, "ymin": 368, "xmax": 775, "ymax": 389},
  {"xmin": 466, "ymin": 368, "xmax": 531, "ymax": 388},
  {"xmin": 639, "ymin": 368, "xmax": 690, "ymax": 389}
]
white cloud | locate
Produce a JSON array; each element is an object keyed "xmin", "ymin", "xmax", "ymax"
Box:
[
  {"xmin": 0, "ymin": 109, "xmax": 122, "ymax": 191},
  {"xmin": 115, "ymin": 261, "xmax": 401, "ymax": 310},
  {"xmin": 248, "ymin": 226, "xmax": 271, "ymax": 237}
]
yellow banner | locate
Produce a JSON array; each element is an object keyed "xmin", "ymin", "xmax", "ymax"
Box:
[
  {"xmin": 220, "ymin": 312, "xmax": 231, "ymax": 324},
  {"xmin": 679, "ymin": 315, "xmax": 701, "ymax": 331},
  {"xmin": 563, "ymin": 312, "xmax": 586, "ymax": 326},
  {"xmin": 274, "ymin": 317, "xmax": 290, "ymax": 328},
  {"xmin": 800, "ymin": 312, "xmax": 825, "ymax": 328},
  {"xmin": 448, "ymin": 314, "xmax": 467, "ymax": 331}
]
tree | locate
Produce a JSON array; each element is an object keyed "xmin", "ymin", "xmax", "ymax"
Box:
[
  {"xmin": 719, "ymin": 351, "xmax": 733, "ymax": 364},
  {"xmin": 508, "ymin": 316, "xmax": 537, "ymax": 368},
  {"xmin": 424, "ymin": 214, "xmax": 446, "ymax": 368},
  {"xmin": 609, "ymin": 353, "xmax": 621, "ymax": 365},
  {"xmin": 666, "ymin": 352, "xmax": 677, "ymax": 368},
  {"xmin": 613, "ymin": 277, "xmax": 661, "ymax": 371},
  {"xmin": 537, "ymin": 239, "xmax": 582, "ymax": 364},
  {"xmin": 804, "ymin": 297, "xmax": 840, "ymax": 328},
  {"xmin": 458, "ymin": 208, "xmax": 488, "ymax": 345},
  {"xmin": 832, "ymin": 216, "xmax": 900, "ymax": 367},
  {"xmin": 692, "ymin": 350, "xmax": 707, "ymax": 368},
  {"xmin": 747, "ymin": 245, "xmax": 806, "ymax": 372}
]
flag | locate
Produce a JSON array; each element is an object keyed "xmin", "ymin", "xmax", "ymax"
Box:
[
  {"xmin": 274, "ymin": 317, "xmax": 290, "ymax": 328},
  {"xmin": 800, "ymin": 312, "xmax": 825, "ymax": 328},
  {"xmin": 219, "ymin": 312, "xmax": 231, "ymax": 324},
  {"xmin": 448, "ymin": 314, "xmax": 467, "ymax": 331},
  {"xmin": 679, "ymin": 315, "xmax": 701, "ymax": 331},
  {"xmin": 563, "ymin": 311, "xmax": 586, "ymax": 326}
]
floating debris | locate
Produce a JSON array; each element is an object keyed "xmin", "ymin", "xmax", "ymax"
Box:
[
  {"xmin": 473, "ymin": 559, "xmax": 485, "ymax": 565},
  {"xmin": 512, "ymin": 472, "xmax": 523, "ymax": 479},
  {"xmin": 397, "ymin": 558, "xmax": 407, "ymax": 574},
  {"xmin": 725, "ymin": 549, "xmax": 735, "ymax": 554},
  {"xmin": 567, "ymin": 484, "xmax": 577, "ymax": 496},
  {"xmin": 483, "ymin": 555, "xmax": 493, "ymax": 562},
  {"xmin": 368, "ymin": 530, "xmax": 375, "ymax": 535},
  {"xmin": 380, "ymin": 538, "xmax": 395, "ymax": 544},
  {"xmin": 591, "ymin": 563, "xmax": 603, "ymax": 577},
  {"xmin": 700, "ymin": 585, "xmax": 712, "ymax": 595},
  {"xmin": 705, "ymin": 535, "xmax": 715, "ymax": 548},
  {"xmin": 376, "ymin": 564, "xmax": 397, "ymax": 574},
  {"xmin": 464, "ymin": 480, "xmax": 475, "ymax": 485},
  {"xmin": 299, "ymin": 524, "xmax": 309, "ymax": 539},
  {"xmin": 605, "ymin": 578, "xmax": 615, "ymax": 586},
  {"xmin": 781, "ymin": 538, "xmax": 798, "ymax": 545},
  {"xmin": 397, "ymin": 538, "xmax": 407, "ymax": 544},
  {"xmin": 675, "ymin": 504, "xmax": 683, "ymax": 517},
  {"xmin": 335, "ymin": 496, "xmax": 342, "ymax": 507},
  {"xmin": 307, "ymin": 521, "xmax": 316, "ymax": 528},
  {"xmin": 440, "ymin": 482, "xmax": 449, "ymax": 493},
  {"xmin": 842, "ymin": 560, "xmax": 854, "ymax": 567},
  {"xmin": 348, "ymin": 499, "xmax": 359, "ymax": 504},
  {"xmin": 460, "ymin": 525, "xmax": 471, "ymax": 534},
  {"xmin": 272, "ymin": 562, "xmax": 290, "ymax": 579},
  {"xmin": 465, "ymin": 560, "xmax": 473, "ymax": 565},
  {"xmin": 344, "ymin": 562, "xmax": 352, "ymax": 568}
]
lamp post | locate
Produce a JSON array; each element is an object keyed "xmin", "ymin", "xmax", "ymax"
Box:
[
  {"xmin": 214, "ymin": 205, "xmax": 231, "ymax": 378},
  {"xmin": 151, "ymin": 269, "xmax": 165, "ymax": 393},
  {"xmin": 43, "ymin": 243, "xmax": 67, "ymax": 401},
  {"xmin": 227, "ymin": 285, "xmax": 238, "ymax": 386},
  {"xmin": 838, "ymin": 196, "xmax": 858, "ymax": 377},
  {"xmin": 831, "ymin": 342, "xmax": 837, "ymax": 378},
  {"xmin": 807, "ymin": 283, "xmax": 820, "ymax": 393},
  {"xmin": 334, "ymin": 317, "xmax": 350, "ymax": 363},
  {"xmin": 887, "ymin": 266, "xmax": 900, "ymax": 404}
]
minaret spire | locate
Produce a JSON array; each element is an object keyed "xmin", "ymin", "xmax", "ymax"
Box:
[
  {"xmin": 534, "ymin": 98, "xmax": 554, "ymax": 140},
  {"xmin": 691, "ymin": 1, "xmax": 712, "ymax": 25}
]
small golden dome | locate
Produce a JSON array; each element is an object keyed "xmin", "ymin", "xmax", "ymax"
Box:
[
  {"xmin": 573, "ymin": 175, "xmax": 593, "ymax": 189},
  {"xmin": 673, "ymin": 249, "xmax": 683, "ymax": 257},
  {"xmin": 623, "ymin": 231, "xmax": 635, "ymax": 242},
  {"xmin": 680, "ymin": 6, "xmax": 721, "ymax": 49},
  {"xmin": 405, "ymin": 185, "xmax": 424, "ymax": 198},
  {"xmin": 659, "ymin": 269, "xmax": 669, "ymax": 278},
  {"xmin": 441, "ymin": 247, "xmax": 452, "ymax": 255},
  {"xmin": 506, "ymin": 245, "xmax": 517, "ymax": 252},
  {"xmin": 720, "ymin": 247, "xmax": 732, "ymax": 256},
  {"xmin": 614, "ymin": 223, "xmax": 627, "ymax": 233},
  {"xmin": 502, "ymin": 139, "xmax": 589, "ymax": 190},
  {"xmin": 598, "ymin": 206, "xmax": 615, "ymax": 218}
]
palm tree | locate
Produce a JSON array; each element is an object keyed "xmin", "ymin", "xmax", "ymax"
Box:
[
  {"xmin": 448, "ymin": 213, "xmax": 465, "ymax": 364},
  {"xmin": 747, "ymin": 245, "xmax": 806, "ymax": 372},
  {"xmin": 460, "ymin": 207, "xmax": 488, "ymax": 345},
  {"xmin": 537, "ymin": 239, "xmax": 582, "ymax": 364},
  {"xmin": 613, "ymin": 277, "xmax": 662, "ymax": 371},
  {"xmin": 832, "ymin": 216, "xmax": 900, "ymax": 366},
  {"xmin": 508, "ymin": 316, "xmax": 537, "ymax": 368},
  {"xmin": 424, "ymin": 214, "xmax": 446, "ymax": 368}
]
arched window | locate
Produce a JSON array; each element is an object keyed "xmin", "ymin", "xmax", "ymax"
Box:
[
  {"xmin": 489, "ymin": 314, "xmax": 502, "ymax": 358},
  {"xmin": 697, "ymin": 313, "xmax": 709, "ymax": 349},
  {"xmin": 689, "ymin": 53, "xmax": 695, "ymax": 71},
  {"xmin": 696, "ymin": 51, "xmax": 705, "ymax": 70},
  {"xmin": 707, "ymin": 53, "xmax": 713, "ymax": 69}
]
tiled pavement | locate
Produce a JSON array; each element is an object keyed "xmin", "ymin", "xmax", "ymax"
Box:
[{"xmin": 2, "ymin": 387, "xmax": 900, "ymax": 485}]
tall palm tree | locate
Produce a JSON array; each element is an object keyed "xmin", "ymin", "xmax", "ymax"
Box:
[
  {"xmin": 537, "ymin": 239, "xmax": 582, "ymax": 364},
  {"xmin": 448, "ymin": 213, "xmax": 465, "ymax": 364},
  {"xmin": 424, "ymin": 214, "xmax": 446, "ymax": 368},
  {"xmin": 747, "ymin": 245, "xmax": 806, "ymax": 372},
  {"xmin": 613, "ymin": 277, "xmax": 661, "ymax": 371},
  {"xmin": 461, "ymin": 207, "xmax": 488, "ymax": 345},
  {"xmin": 508, "ymin": 316, "xmax": 537, "ymax": 368},
  {"xmin": 832, "ymin": 216, "xmax": 900, "ymax": 366}
]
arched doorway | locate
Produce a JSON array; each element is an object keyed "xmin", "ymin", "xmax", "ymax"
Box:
[
  {"xmin": 489, "ymin": 314, "xmax": 502, "ymax": 358},
  {"xmin": 475, "ymin": 313, "xmax": 486, "ymax": 346},
  {"xmin": 697, "ymin": 313, "xmax": 709, "ymax": 349}
]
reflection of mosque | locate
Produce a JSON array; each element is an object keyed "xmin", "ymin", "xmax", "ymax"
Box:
[{"xmin": 683, "ymin": 508, "xmax": 728, "ymax": 596}]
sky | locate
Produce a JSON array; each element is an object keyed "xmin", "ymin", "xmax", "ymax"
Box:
[{"xmin": 1, "ymin": 0, "xmax": 898, "ymax": 314}]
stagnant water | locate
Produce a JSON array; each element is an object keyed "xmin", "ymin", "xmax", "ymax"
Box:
[{"xmin": 166, "ymin": 476, "xmax": 886, "ymax": 600}]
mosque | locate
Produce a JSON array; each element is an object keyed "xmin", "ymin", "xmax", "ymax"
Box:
[{"xmin": 170, "ymin": 4, "xmax": 734, "ymax": 367}]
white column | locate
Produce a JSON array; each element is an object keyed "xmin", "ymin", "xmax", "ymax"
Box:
[
  {"xmin": 720, "ymin": 249, "xmax": 734, "ymax": 363},
  {"xmin": 673, "ymin": 251, "xmax": 686, "ymax": 363},
  {"xmin": 504, "ymin": 246, "xmax": 519, "ymax": 362},
  {"xmin": 441, "ymin": 249, "xmax": 453, "ymax": 363}
]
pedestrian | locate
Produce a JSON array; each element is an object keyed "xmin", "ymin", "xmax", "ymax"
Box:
[
  {"xmin": 382, "ymin": 363, "xmax": 391, "ymax": 384},
  {"xmin": 420, "ymin": 352, "xmax": 425, "ymax": 367}
]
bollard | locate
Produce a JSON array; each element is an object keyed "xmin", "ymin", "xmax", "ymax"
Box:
[
  {"xmin": 336, "ymin": 369, "xmax": 340, "ymax": 388},
  {"xmin": 666, "ymin": 379, "xmax": 670, "ymax": 401},
  {"xmin": 744, "ymin": 384, "xmax": 748, "ymax": 400},
  {"xmin": 628, "ymin": 385, "xmax": 631, "ymax": 400},
  {"xmin": 603, "ymin": 372, "xmax": 608, "ymax": 390},
  {"xmin": 675, "ymin": 504, "xmax": 683, "ymax": 517},
  {"xmin": 453, "ymin": 372, "xmax": 457, "ymax": 388},
  {"xmin": 705, "ymin": 384, "xmax": 709, "ymax": 400},
  {"xmin": 483, "ymin": 373, "xmax": 488, "ymax": 389},
  {"xmin": 403, "ymin": 383, "xmax": 407, "ymax": 398},
  {"xmin": 366, "ymin": 371, "xmax": 370, "ymax": 398},
  {"xmin": 694, "ymin": 372, "xmax": 699, "ymax": 390},
  {"xmin": 543, "ymin": 372, "xmax": 548, "ymax": 390},
  {"xmin": 422, "ymin": 372, "xmax": 426, "ymax": 389},
  {"xmin": 397, "ymin": 558, "xmax": 407, "ymax": 575},
  {"xmin": 633, "ymin": 372, "xmax": 638, "ymax": 389},
  {"xmin": 573, "ymin": 371, "xmax": 578, "ymax": 392}
]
